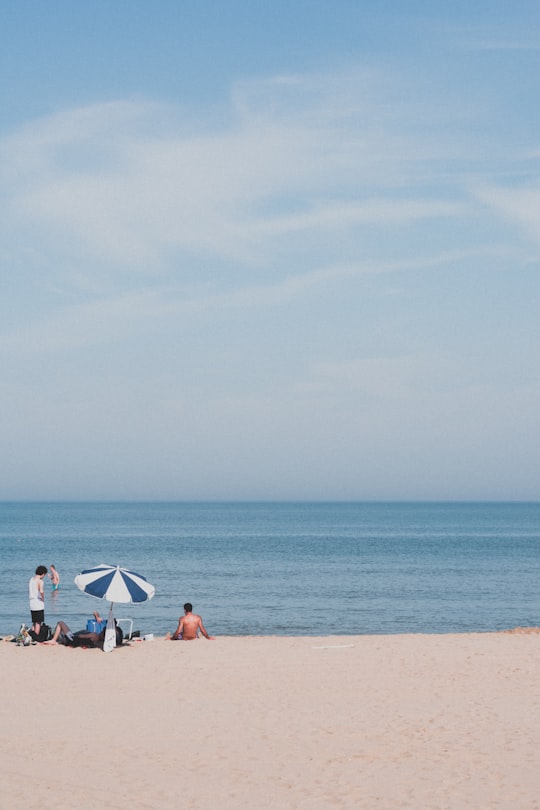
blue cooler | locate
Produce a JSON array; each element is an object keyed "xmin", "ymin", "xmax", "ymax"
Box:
[{"xmin": 86, "ymin": 619, "xmax": 107, "ymax": 633}]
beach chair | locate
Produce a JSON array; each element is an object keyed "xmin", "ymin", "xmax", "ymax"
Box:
[{"xmin": 117, "ymin": 618, "xmax": 139, "ymax": 640}]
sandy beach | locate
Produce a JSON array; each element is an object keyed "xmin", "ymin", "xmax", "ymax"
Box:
[{"xmin": 1, "ymin": 632, "xmax": 539, "ymax": 809}]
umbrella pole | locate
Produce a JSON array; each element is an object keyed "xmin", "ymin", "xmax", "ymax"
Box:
[{"xmin": 103, "ymin": 602, "xmax": 116, "ymax": 653}]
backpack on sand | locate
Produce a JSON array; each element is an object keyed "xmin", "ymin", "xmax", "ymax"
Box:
[{"xmin": 29, "ymin": 623, "xmax": 52, "ymax": 642}]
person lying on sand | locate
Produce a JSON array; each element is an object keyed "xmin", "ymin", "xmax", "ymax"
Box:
[
  {"xmin": 44, "ymin": 617, "xmax": 123, "ymax": 648},
  {"xmin": 167, "ymin": 603, "xmax": 215, "ymax": 640}
]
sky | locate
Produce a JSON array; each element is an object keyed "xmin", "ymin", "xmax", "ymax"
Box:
[{"xmin": 1, "ymin": 1, "xmax": 539, "ymax": 501}]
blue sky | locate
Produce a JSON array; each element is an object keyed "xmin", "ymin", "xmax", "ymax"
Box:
[{"xmin": 1, "ymin": 1, "xmax": 539, "ymax": 500}]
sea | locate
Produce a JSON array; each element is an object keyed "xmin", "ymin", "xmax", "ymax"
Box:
[{"xmin": 1, "ymin": 501, "xmax": 539, "ymax": 638}]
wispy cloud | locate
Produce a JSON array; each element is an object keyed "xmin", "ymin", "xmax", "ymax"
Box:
[
  {"xmin": 1, "ymin": 66, "xmax": 535, "ymax": 368},
  {"xmin": 475, "ymin": 184, "xmax": 540, "ymax": 251},
  {"xmin": 0, "ymin": 246, "xmax": 505, "ymax": 357},
  {"xmin": 1, "ymin": 69, "xmax": 477, "ymax": 286}
]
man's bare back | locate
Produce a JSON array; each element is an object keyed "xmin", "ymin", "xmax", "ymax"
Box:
[{"xmin": 170, "ymin": 603, "xmax": 215, "ymax": 640}]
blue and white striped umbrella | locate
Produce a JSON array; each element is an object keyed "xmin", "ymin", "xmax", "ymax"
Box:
[{"xmin": 74, "ymin": 564, "xmax": 155, "ymax": 604}]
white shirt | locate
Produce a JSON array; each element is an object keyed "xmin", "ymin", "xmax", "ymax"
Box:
[{"xmin": 29, "ymin": 576, "xmax": 44, "ymax": 611}]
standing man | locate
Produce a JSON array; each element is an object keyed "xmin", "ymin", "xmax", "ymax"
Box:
[
  {"xmin": 49, "ymin": 564, "xmax": 60, "ymax": 591},
  {"xmin": 169, "ymin": 603, "xmax": 215, "ymax": 640},
  {"xmin": 29, "ymin": 565, "xmax": 47, "ymax": 636}
]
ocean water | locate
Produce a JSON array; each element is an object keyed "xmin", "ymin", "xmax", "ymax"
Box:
[{"xmin": 1, "ymin": 501, "xmax": 539, "ymax": 638}]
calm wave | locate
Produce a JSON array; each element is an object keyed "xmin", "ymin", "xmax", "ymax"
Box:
[{"xmin": 1, "ymin": 501, "xmax": 539, "ymax": 637}]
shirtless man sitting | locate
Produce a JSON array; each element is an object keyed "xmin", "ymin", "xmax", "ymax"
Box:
[{"xmin": 168, "ymin": 603, "xmax": 215, "ymax": 640}]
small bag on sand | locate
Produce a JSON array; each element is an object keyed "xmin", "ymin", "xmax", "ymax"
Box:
[{"xmin": 16, "ymin": 624, "xmax": 32, "ymax": 646}]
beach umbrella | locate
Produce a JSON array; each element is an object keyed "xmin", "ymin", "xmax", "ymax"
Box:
[
  {"xmin": 74, "ymin": 564, "xmax": 155, "ymax": 603},
  {"xmin": 74, "ymin": 564, "xmax": 155, "ymax": 652}
]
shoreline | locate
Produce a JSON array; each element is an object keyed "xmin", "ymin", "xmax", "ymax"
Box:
[
  {"xmin": 3, "ymin": 624, "xmax": 540, "ymax": 644},
  {"xmin": 2, "ymin": 631, "xmax": 540, "ymax": 808}
]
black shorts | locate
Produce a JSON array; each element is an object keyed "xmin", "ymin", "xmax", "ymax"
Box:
[{"xmin": 31, "ymin": 609, "xmax": 44, "ymax": 624}]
